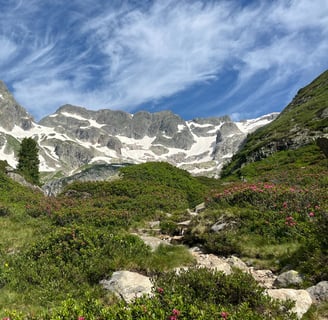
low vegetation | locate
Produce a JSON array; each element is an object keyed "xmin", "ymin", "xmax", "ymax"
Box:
[{"xmin": 0, "ymin": 141, "xmax": 327, "ymax": 318}]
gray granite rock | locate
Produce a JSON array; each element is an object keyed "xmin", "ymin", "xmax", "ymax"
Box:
[
  {"xmin": 273, "ymin": 270, "xmax": 304, "ymax": 288},
  {"xmin": 307, "ymin": 281, "xmax": 328, "ymax": 304}
]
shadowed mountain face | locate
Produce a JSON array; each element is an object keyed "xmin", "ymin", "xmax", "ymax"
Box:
[{"xmin": 0, "ymin": 82, "xmax": 277, "ymax": 180}]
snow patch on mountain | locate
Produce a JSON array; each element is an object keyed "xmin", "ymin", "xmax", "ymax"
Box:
[{"xmin": 236, "ymin": 113, "xmax": 279, "ymax": 133}]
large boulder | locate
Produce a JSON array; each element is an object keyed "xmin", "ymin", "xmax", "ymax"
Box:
[
  {"xmin": 307, "ymin": 281, "xmax": 328, "ymax": 304},
  {"xmin": 267, "ymin": 288, "xmax": 312, "ymax": 319},
  {"xmin": 100, "ymin": 270, "xmax": 153, "ymax": 303},
  {"xmin": 273, "ymin": 270, "xmax": 304, "ymax": 288}
]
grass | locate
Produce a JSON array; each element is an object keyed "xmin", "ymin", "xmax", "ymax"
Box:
[
  {"xmin": 221, "ymin": 69, "xmax": 328, "ymax": 178},
  {"xmin": 237, "ymin": 235, "xmax": 302, "ymax": 270},
  {"xmin": 146, "ymin": 244, "xmax": 195, "ymax": 272},
  {"xmin": 303, "ymin": 302, "xmax": 328, "ymax": 320}
]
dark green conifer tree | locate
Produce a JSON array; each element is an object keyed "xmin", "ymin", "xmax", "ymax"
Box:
[{"xmin": 17, "ymin": 137, "xmax": 40, "ymax": 185}]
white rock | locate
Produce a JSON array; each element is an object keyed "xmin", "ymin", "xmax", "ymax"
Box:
[
  {"xmin": 267, "ymin": 288, "xmax": 312, "ymax": 319},
  {"xmin": 100, "ymin": 270, "xmax": 153, "ymax": 303}
]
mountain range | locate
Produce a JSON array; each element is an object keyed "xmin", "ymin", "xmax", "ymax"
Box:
[{"xmin": 0, "ymin": 80, "xmax": 278, "ymax": 183}]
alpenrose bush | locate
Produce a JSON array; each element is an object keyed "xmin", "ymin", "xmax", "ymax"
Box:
[
  {"xmin": 208, "ymin": 182, "xmax": 325, "ymax": 214},
  {"xmin": 2, "ymin": 268, "xmax": 297, "ymax": 320},
  {"xmin": 5, "ymin": 226, "xmax": 152, "ymax": 305},
  {"xmin": 206, "ymin": 181, "xmax": 327, "ymax": 242}
]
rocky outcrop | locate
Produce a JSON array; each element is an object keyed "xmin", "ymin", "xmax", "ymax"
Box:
[{"xmin": 100, "ymin": 271, "xmax": 153, "ymax": 303}]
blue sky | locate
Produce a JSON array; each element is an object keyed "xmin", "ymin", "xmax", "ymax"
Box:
[{"xmin": 0, "ymin": 0, "xmax": 327, "ymax": 121}]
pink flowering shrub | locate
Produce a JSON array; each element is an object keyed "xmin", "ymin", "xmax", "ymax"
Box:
[
  {"xmin": 5, "ymin": 268, "xmax": 293, "ymax": 319},
  {"xmin": 205, "ymin": 181, "xmax": 326, "ymax": 242}
]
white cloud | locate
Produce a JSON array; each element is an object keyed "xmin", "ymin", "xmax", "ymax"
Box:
[
  {"xmin": 0, "ymin": 0, "xmax": 328, "ymax": 120},
  {"xmin": 0, "ymin": 36, "xmax": 17, "ymax": 62}
]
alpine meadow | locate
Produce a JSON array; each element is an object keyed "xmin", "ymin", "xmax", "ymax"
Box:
[{"xmin": 0, "ymin": 69, "xmax": 327, "ymax": 319}]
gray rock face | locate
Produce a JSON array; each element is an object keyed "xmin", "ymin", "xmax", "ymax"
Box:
[
  {"xmin": 212, "ymin": 122, "xmax": 245, "ymax": 161},
  {"xmin": 0, "ymin": 81, "xmax": 34, "ymax": 131},
  {"xmin": 192, "ymin": 115, "xmax": 231, "ymax": 126},
  {"xmin": 100, "ymin": 271, "xmax": 153, "ymax": 303},
  {"xmin": 54, "ymin": 141, "xmax": 94, "ymax": 168},
  {"xmin": 273, "ymin": 270, "xmax": 304, "ymax": 288},
  {"xmin": 307, "ymin": 281, "xmax": 328, "ymax": 304}
]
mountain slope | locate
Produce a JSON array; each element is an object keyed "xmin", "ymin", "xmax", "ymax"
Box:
[{"xmin": 221, "ymin": 69, "xmax": 328, "ymax": 178}]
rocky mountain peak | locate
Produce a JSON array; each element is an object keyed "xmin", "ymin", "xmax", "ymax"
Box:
[{"xmin": 0, "ymin": 80, "xmax": 34, "ymax": 131}]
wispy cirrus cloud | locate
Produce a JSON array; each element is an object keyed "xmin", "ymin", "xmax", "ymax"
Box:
[{"xmin": 0, "ymin": 0, "xmax": 327, "ymax": 120}]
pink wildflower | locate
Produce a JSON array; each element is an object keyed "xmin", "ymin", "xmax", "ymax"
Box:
[
  {"xmin": 221, "ymin": 311, "xmax": 229, "ymax": 319},
  {"xmin": 157, "ymin": 287, "xmax": 164, "ymax": 294},
  {"xmin": 172, "ymin": 309, "xmax": 180, "ymax": 316},
  {"xmin": 309, "ymin": 212, "xmax": 315, "ymax": 217}
]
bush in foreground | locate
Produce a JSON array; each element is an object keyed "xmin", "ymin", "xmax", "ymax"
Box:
[{"xmin": 3, "ymin": 268, "xmax": 296, "ymax": 320}]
